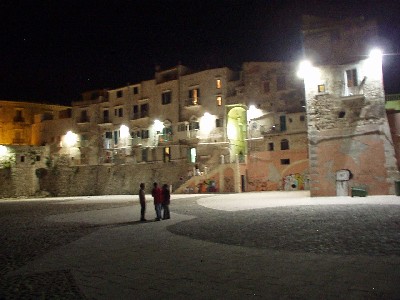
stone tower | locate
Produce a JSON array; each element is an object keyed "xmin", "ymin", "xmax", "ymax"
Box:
[{"xmin": 300, "ymin": 16, "xmax": 399, "ymax": 196}]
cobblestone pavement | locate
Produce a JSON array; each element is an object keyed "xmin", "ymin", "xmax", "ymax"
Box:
[{"xmin": 0, "ymin": 192, "xmax": 399, "ymax": 299}]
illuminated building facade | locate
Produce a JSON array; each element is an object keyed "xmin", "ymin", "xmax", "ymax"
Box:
[
  {"xmin": 69, "ymin": 62, "xmax": 308, "ymax": 193},
  {"xmin": 300, "ymin": 16, "xmax": 399, "ymax": 196}
]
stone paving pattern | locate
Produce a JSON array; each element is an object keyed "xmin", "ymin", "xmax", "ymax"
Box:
[{"xmin": 0, "ymin": 193, "xmax": 399, "ymax": 299}]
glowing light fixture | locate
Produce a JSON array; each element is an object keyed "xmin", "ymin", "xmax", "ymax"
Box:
[
  {"xmin": 369, "ymin": 48, "xmax": 382, "ymax": 61},
  {"xmin": 200, "ymin": 112, "xmax": 214, "ymax": 133},
  {"xmin": 154, "ymin": 119, "xmax": 164, "ymax": 133},
  {"xmin": 365, "ymin": 48, "xmax": 383, "ymax": 79},
  {"xmin": 120, "ymin": 125, "xmax": 130, "ymax": 139},
  {"xmin": 65, "ymin": 131, "xmax": 78, "ymax": 147},
  {"xmin": 247, "ymin": 105, "xmax": 263, "ymax": 120},
  {"xmin": 297, "ymin": 60, "xmax": 313, "ymax": 79},
  {"xmin": 0, "ymin": 145, "xmax": 8, "ymax": 157}
]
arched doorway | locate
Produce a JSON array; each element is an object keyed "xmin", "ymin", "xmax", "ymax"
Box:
[{"xmin": 226, "ymin": 105, "xmax": 247, "ymax": 163}]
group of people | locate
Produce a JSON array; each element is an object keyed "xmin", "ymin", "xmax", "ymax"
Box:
[{"xmin": 138, "ymin": 182, "xmax": 170, "ymax": 222}]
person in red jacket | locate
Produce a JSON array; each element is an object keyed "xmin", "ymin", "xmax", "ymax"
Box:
[{"xmin": 151, "ymin": 182, "xmax": 162, "ymax": 221}]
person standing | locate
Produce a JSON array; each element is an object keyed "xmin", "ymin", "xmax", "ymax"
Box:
[
  {"xmin": 138, "ymin": 183, "xmax": 146, "ymax": 222},
  {"xmin": 162, "ymin": 184, "xmax": 170, "ymax": 220},
  {"xmin": 151, "ymin": 182, "xmax": 162, "ymax": 221}
]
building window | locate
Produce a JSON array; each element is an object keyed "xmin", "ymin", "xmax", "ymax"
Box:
[
  {"xmin": 117, "ymin": 90, "xmax": 123, "ymax": 98},
  {"xmin": 141, "ymin": 130, "xmax": 149, "ymax": 139},
  {"xmin": 14, "ymin": 109, "xmax": 24, "ymax": 123},
  {"xmin": 318, "ymin": 84, "xmax": 325, "ymax": 93},
  {"xmin": 80, "ymin": 110, "xmax": 89, "ymax": 123},
  {"xmin": 216, "ymin": 95, "xmax": 222, "ymax": 106},
  {"xmin": 164, "ymin": 147, "xmax": 171, "ymax": 162},
  {"xmin": 140, "ymin": 104, "xmax": 149, "ymax": 118},
  {"xmin": 114, "ymin": 107, "xmax": 123, "ymax": 117},
  {"xmin": 142, "ymin": 148, "xmax": 148, "ymax": 162},
  {"xmin": 103, "ymin": 110, "xmax": 110, "ymax": 123},
  {"xmin": 281, "ymin": 159, "xmax": 290, "ymax": 165},
  {"xmin": 263, "ymin": 80, "xmax": 270, "ymax": 93},
  {"xmin": 189, "ymin": 88, "xmax": 200, "ymax": 105},
  {"xmin": 177, "ymin": 123, "xmax": 187, "ymax": 132},
  {"xmin": 162, "ymin": 91, "xmax": 172, "ymax": 105},
  {"xmin": 346, "ymin": 69, "xmax": 358, "ymax": 87},
  {"xmin": 216, "ymin": 119, "xmax": 223, "ymax": 128},
  {"xmin": 279, "ymin": 115, "xmax": 286, "ymax": 131},
  {"xmin": 189, "ymin": 121, "xmax": 199, "ymax": 130},
  {"xmin": 268, "ymin": 142, "xmax": 274, "ymax": 151},
  {"xmin": 277, "ymin": 75, "xmax": 286, "ymax": 90},
  {"xmin": 300, "ymin": 115, "xmax": 305, "ymax": 122},
  {"xmin": 20, "ymin": 155, "xmax": 25, "ymax": 163},
  {"xmin": 133, "ymin": 86, "xmax": 139, "ymax": 94},
  {"xmin": 216, "ymin": 79, "xmax": 222, "ymax": 89},
  {"xmin": 132, "ymin": 105, "xmax": 139, "ymax": 119},
  {"xmin": 281, "ymin": 139, "xmax": 289, "ymax": 150}
]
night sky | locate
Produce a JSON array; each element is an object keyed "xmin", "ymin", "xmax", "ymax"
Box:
[{"xmin": 1, "ymin": 0, "xmax": 400, "ymax": 106}]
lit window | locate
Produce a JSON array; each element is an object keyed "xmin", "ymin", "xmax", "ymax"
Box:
[
  {"xmin": 164, "ymin": 147, "xmax": 171, "ymax": 162},
  {"xmin": 318, "ymin": 84, "xmax": 325, "ymax": 93},
  {"xmin": 216, "ymin": 96, "xmax": 222, "ymax": 106},
  {"xmin": 216, "ymin": 79, "xmax": 222, "ymax": 89},
  {"xmin": 189, "ymin": 88, "xmax": 200, "ymax": 105},
  {"xmin": 346, "ymin": 69, "xmax": 358, "ymax": 87}
]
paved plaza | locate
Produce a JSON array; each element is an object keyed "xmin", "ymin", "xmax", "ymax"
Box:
[{"xmin": 1, "ymin": 191, "xmax": 399, "ymax": 299}]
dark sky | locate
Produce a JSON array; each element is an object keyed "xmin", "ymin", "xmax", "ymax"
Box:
[{"xmin": 1, "ymin": 0, "xmax": 400, "ymax": 105}]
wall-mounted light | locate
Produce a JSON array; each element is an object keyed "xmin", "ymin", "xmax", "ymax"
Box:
[
  {"xmin": 200, "ymin": 112, "xmax": 214, "ymax": 134},
  {"xmin": 247, "ymin": 105, "xmax": 263, "ymax": 121},
  {"xmin": 297, "ymin": 60, "xmax": 313, "ymax": 79},
  {"xmin": 120, "ymin": 125, "xmax": 130, "ymax": 139},
  {"xmin": 64, "ymin": 131, "xmax": 78, "ymax": 147},
  {"xmin": 154, "ymin": 119, "xmax": 164, "ymax": 133}
]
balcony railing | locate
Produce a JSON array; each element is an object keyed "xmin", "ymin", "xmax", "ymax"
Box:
[
  {"xmin": 13, "ymin": 117, "xmax": 25, "ymax": 123},
  {"xmin": 386, "ymin": 94, "xmax": 400, "ymax": 102},
  {"xmin": 185, "ymin": 98, "xmax": 201, "ymax": 107},
  {"xmin": 78, "ymin": 117, "xmax": 90, "ymax": 123}
]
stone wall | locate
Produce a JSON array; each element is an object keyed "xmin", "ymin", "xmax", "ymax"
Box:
[{"xmin": 0, "ymin": 160, "xmax": 192, "ymax": 198}]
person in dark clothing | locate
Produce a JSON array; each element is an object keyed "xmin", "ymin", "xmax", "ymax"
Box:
[
  {"xmin": 151, "ymin": 182, "xmax": 163, "ymax": 221},
  {"xmin": 138, "ymin": 183, "xmax": 146, "ymax": 221},
  {"xmin": 162, "ymin": 184, "xmax": 170, "ymax": 220}
]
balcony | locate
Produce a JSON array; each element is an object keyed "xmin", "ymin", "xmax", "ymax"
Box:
[
  {"xmin": 13, "ymin": 117, "xmax": 25, "ymax": 123},
  {"xmin": 98, "ymin": 117, "xmax": 112, "ymax": 126},
  {"xmin": 184, "ymin": 98, "xmax": 201, "ymax": 107},
  {"xmin": 77, "ymin": 117, "xmax": 90, "ymax": 124},
  {"xmin": 12, "ymin": 138, "xmax": 25, "ymax": 144},
  {"xmin": 158, "ymin": 133, "xmax": 172, "ymax": 143}
]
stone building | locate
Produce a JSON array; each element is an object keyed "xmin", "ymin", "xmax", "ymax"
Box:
[
  {"xmin": 69, "ymin": 62, "xmax": 308, "ymax": 194},
  {"xmin": 0, "ymin": 100, "xmax": 71, "ymax": 146},
  {"xmin": 300, "ymin": 16, "xmax": 399, "ymax": 196}
]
